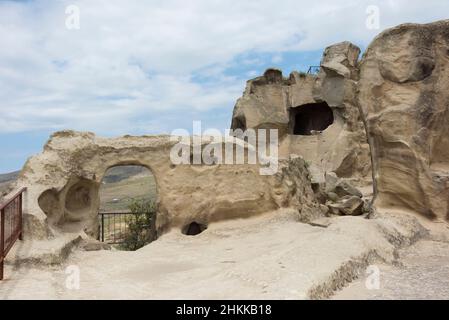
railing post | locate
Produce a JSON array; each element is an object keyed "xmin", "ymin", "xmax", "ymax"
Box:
[
  {"xmin": 18, "ymin": 193, "xmax": 23, "ymax": 241},
  {"xmin": 101, "ymin": 214, "xmax": 105, "ymax": 243},
  {"xmin": 1, "ymin": 208, "xmax": 5, "ymax": 281}
]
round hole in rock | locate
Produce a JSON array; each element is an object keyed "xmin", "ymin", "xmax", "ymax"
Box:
[
  {"xmin": 65, "ymin": 182, "xmax": 93, "ymax": 212},
  {"xmin": 182, "ymin": 222, "xmax": 207, "ymax": 236},
  {"xmin": 290, "ymin": 102, "xmax": 334, "ymax": 135},
  {"xmin": 38, "ymin": 189, "xmax": 60, "ymax": 226}
]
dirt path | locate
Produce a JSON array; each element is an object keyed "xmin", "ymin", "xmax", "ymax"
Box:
[{"xmin": 332, "ymin": 239, "xmax": 449, "ymax": 300}]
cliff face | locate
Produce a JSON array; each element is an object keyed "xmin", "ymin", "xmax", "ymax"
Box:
[
  {"xmin": 358, "ymin": 20, "xmax": 449, "ymax": 221},
  {"xmin": 231, "ymin": 42, "xmax": 371, "ymax": 186},
  {"xmin": 232, "ymin": 19, "xmax": 449, "ymax": 222}
]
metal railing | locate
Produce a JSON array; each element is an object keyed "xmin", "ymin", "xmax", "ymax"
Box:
[
  {"xmin": 307, "ymin": 65, "xmax": 321, "ymax": 74},
  {"xmin": 98, "ymin": 211, "xmax": 145, "ymax": 244},
  {"xmin": 0, "ymin": 187, "xmax": 26, "ymax": 280}
]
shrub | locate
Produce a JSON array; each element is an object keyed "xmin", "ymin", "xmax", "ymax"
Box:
[{"xmin": 120, "ymin": 199, "xmax": 157, "ymax": 251}]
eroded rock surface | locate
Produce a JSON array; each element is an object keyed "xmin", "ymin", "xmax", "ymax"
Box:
[
  {"xmin": 231, "ymin": 19, "xmax": 449, "ymax": 223},
  {"xmin": 4, "ymin": 19, "xmax": 449, "ymax": 261},
  {"xmin": 231, "ymin": 42, "xmax": 372, "ymax": 186},
  {"xmin": 9, "ymin": 131, "xmax": 320, "ymax": 240},
  {"xmin": 358, "ymin": 20, "xmax": 449, "ymax": 221}
]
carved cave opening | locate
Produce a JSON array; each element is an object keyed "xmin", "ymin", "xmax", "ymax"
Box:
[
  {"xmin": 290, "ymin": 102, "xmax": 334, "ymax": 135},
  {"xmin": 231, "ymin": 116, "xmax": 247, "ymax": 132},
  {"xmin": 182, "ymin": 221, "xmax": 208, "ymax": 236}
]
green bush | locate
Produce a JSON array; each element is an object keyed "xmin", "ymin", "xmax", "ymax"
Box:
[{"xmin": 120, "ymin": 199, "xmax": 157, "ymax": 251}]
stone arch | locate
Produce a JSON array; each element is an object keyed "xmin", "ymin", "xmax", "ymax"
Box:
[
  {"xmin": 27, "ymin": 132, "xmax": 304, "ymax": 240},
  {"xmin": 98, "ymin": 160, "xmax": 158, "ymax": 184},
  {"xmin": 38, "ymin": 161, "xmax": 162, "ymax": 238}
]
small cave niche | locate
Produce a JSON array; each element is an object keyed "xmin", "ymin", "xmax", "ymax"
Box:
[
  {"xmin": 231, "ymin": 116, "xmax": 247, "ymax": 132},
  {"xmin": 182, "ymin": 222, "xmax": 207, "ymax": 236},
  {"xmin": 64, "ymin": 178, "xmax": 98, "ymax": 227},
  {"xmin": 290, "ymin": 102, "xmax": 334, "ymax": 135},
  {"xmin": 38, "ymin": 189, "xmax": 61, "ymax": 226},
  {"xmin": 65, "ymin": 183, "xmax": 92, "ymax": 213},
  {"xmin": 230, "ymin": 115, "xmax": 249, "ymax": 142}
]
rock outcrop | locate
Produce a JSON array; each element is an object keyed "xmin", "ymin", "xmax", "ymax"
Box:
[
  {"xmin": 232, "ymin": 19, "xmax": 449, "ymax": 223},
  {"xmin": 6, "ymin": 19, "xmax": 449, "ymax": 246},
  {"xmin": 358, "ymin": 20, "xmax": 449, "ymax": 221},
  {"xmin": 231, "ymin": 42, "xmax": 372, "ymax": 186},
  {"xmin": 10, "ymin": 131, "xmax": 320, "ymax": 240}
]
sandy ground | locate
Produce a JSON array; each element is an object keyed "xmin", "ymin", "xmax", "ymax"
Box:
[{"xmin": 0, "ymin": 210, "xmax": 434, "ymax": 300}]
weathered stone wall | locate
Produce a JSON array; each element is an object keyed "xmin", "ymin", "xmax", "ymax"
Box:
[{"xmin": 10, "ymin": 131, "xmax": 320, "ymax": 240}]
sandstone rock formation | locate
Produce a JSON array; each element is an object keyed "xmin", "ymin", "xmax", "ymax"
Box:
[
  {"xmin": 231, "ymin": 42, "xmax": 372, "ymax": 186},
  {"xmin": 10, "ymin": 131, "xmax": 320, "ymax": 240},
  {"xmin": 358, "ymin": 20, "xmax": 449, "ymax": 221},
  {"xmin": 5, "ymin": 19, "xmax": 449, "ymax": 247},
  {"xmin": 231, "ymin": 19, "xmax": 449, "ymax": 223}
]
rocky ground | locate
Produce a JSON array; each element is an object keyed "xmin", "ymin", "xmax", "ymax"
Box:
[
  {"xmin": 333, "ymin": 238, "xmax": 449, "ymax": 300},
  {"xmin": 0, "ymin": 209, "xmax": 431, "ymax": 300}
]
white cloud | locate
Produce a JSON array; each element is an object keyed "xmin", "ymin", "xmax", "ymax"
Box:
[{"xmin": 0, "ymin": 0, "xmax": 448, "ymax": 134}]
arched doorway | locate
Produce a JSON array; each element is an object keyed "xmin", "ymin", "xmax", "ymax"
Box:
[{"xmin": 98, "ymin": 165, "xmax": 157, "ymax": 249}]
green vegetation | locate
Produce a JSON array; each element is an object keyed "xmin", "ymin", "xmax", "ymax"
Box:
[
  {"xmin": 120, "ymin": 199, "xmax": 157, "ymax": 251},
  {"xmin": 99, "ymin": 165, "xmax": 158, "ymax": 250}
]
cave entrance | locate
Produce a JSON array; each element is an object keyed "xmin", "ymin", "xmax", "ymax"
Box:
[
  {"xmin": 182, "ymin": 222, "xmax": 207, "ymax": 236},
  {"xmin": 290, "ymin": 102, "xmax": 334, "ymax": 135},
  {"xmin": 231, "ymin": 115, "xmax": 247, "ymax": 132},
  {"xmin": 98, "ymin": 165, "xmax": 157, "ymax": 249}
]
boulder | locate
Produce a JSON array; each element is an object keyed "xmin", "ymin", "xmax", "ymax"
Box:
[
  {"xmin": 327, "ymin": 196, "xmax": 365, "ymax": 216},
  {"xmin": 324, "ymin": 172, "xmax": 339, "ymax": 192},
  {"xmin": 325, "ymin": 171, "xmax": 363, "ymax": 198},
  {"xmin": 334, "ymin": 180, "xmax": 363, "ymax": 198}
]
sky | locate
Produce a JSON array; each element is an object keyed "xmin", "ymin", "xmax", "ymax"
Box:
[{"xmin": 0, "ymin": 0, "xmax": 448, "ymax": 173}]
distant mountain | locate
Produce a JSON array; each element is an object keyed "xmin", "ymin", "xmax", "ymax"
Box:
[
  {"xmin": 1, "ymin": 166, "xmax": 150, "ymax": 196},
  {"xmin": 0, "ymin": 170, "xmax": 20, "ymax": 196},
  {"xmin": 102, "ymin": 166, "xmax": 148, "ymax": 183},
  {"xmin": 0, "ymin": 170, "xmax": 20, "ymax": 184}
]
